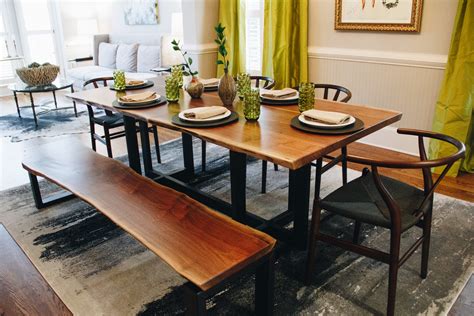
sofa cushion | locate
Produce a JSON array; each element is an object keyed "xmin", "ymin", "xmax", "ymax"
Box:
[
  {"xmin": 98, "ymin": 43, "xmax": 118, "ymax": 68},
  {"xmin": 137, "ymin": 45, "xmax": 160, "ymax": 73},
  {"xmin": 116, "ymin": 43, "xmax": 139, "ymax": 72}
]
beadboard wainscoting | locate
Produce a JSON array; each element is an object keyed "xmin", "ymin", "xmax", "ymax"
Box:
[{"xmin": 308, "ymin": 47, "xmax": 447, "ymax": 155}]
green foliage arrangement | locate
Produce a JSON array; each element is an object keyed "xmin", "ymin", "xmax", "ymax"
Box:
[
  {"xmin": 214, "ymin": 23, "xmax": 229, "ymax": 73},
  {"xmin": 171, "ymin": 39, "xmax": 198, "ymax": 77}
]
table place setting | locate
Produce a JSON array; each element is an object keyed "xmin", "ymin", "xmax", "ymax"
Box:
[
  {"xmin": 200, "ymin": 78, "xmax": 220, "ymax": 92},
  {"xmin": 171, "ymin": 105, "xmax": 239, "ymax": 127},
  {"xmin": 112, "ymin": 91, "xmax": 167, "ymax": 109},
  {"xmin": 260, "ymin": 87, "xmax": 299, "ymax": 105},
  {"xmin": 291, "ymin": 109, "xmax": 364, "ymax": 134},
  {"xmin": 109, "ymin": 70, "xmax": 154, "ymax": 91}
]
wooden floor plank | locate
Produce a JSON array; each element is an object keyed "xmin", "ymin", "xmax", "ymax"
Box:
[{"xmin": 0, "ymin": 224, "xmax": 72, "ymax": 316}]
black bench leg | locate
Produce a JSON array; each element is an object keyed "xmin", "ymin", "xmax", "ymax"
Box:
[
  {"xmin": 184, "ymin": 283, "xmax": 206, "ymax": 316},
  {"xmin": 28, "ymin": 173, "xmax": 74, "ymax": 209},
  {"xmin": 255, "ymin": 254, "xmax": 275, "ymax": 316},
  {"xmin": 29, "ymin": 173, "xmax": 44, "ymax": 209}
]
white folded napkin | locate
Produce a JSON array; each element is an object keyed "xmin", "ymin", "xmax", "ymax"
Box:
[
  {"xmin": 200, "ymin": 78, "xmax": 220, "ymax": 87},
  {"xmin": 119, "ymin": 91, "xmax": 156, "ymax": 102},
  {"xmin": 303, "ymin": 109, "xmax": 351, "ymax": 125},
  {"xmin": 261, "ymin": 88, "xmax": 297, "ymax": 98},
  {"xmin": 183, "ymin": 106, "xmax": 227, "ymax": 119},
  {"xmin": 126, "ymin": 79, "xmax": 145, "ymax": 86}
]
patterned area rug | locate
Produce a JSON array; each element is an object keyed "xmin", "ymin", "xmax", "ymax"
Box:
[
  {"xmin": 1, "ymin": 139, "xmax": 472, "ymax": 315},
  {"xmin": 0, "ymin": 106, "xmax": 91, "ymax": 142}
]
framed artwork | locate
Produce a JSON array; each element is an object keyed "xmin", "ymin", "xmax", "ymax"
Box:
[
  {"xmin": 335, "ymin": 0, "xmax": 423, "ymax": 32},
  {"xmin": 124, "ymin": 0, "xmax": 160, "ymax": 25}
]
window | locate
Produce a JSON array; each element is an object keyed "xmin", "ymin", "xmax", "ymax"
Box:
[{"xmin": 245, "ymin": 0, "xmax": 264, "ymax": 75}]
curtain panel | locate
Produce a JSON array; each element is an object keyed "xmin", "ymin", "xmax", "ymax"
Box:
[
  {"xmin": 262, "ymin": 0, "xmax": 308, "ymax": 89},
  {"xmin": 217, "ymin": 0, "xmax": 246, "ymax": 76},
  {"xmin": 429, "ymin": 0, "xmax": 474, "ymax": 176}
]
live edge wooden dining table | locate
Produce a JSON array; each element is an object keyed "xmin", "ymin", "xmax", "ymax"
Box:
[{"xmin": 67, "ymin": 77, "xmax": 402, "ymax": 249}]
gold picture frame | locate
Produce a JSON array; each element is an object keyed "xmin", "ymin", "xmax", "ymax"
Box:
[{"xmin": 335, "ymin": 0, "xmax": 423, "ymax": 32}]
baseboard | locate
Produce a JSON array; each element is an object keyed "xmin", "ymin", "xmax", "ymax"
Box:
[{"xmin": 358, "ymin": 126, "xmax": 420, "ymax": 156}]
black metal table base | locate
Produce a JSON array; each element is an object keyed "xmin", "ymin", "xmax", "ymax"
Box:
[{"xmin": 136, "ymin": 121, "xmax": 312, "ymax": 249}]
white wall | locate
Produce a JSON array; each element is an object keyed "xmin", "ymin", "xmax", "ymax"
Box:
[
  {"xmin": 59, "ymin": 0, "xmax": 181, "ymax": 60},
  {"xmin": 308, "ymin": 0, "xmax": 457, "ymax": 153}
]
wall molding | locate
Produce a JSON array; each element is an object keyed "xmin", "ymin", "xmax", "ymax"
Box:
[
  {"xmin": 308, "ymin": 46, "xmax": 447, "ymax": 70},
  {"xmin": 183, "ymin": 43, "xmax": 218, "ymax": 55},
  {"xmin": 358, "ymin": 126, "xmax": 420, "ymax": 156}
]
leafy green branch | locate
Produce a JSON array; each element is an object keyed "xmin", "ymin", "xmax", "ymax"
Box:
[
  {"xmin": 214, "ymin": 23, "xmax": 229, "ymax": 73},
  {"xmin": 171, "ymin": 39, "xmax": 198, "ymax": 77}
]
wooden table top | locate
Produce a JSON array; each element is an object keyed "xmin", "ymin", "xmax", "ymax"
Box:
[{"xmin": 67, "ymin": 77, "xmax": 402, "ymax": 170}]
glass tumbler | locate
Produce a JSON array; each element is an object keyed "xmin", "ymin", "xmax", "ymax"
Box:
[
  {"xmin": 165, "ymin": 76, "xmax": 180, "ymax": 102},
  {"xmin": 171, "ymin": 65, "xmax": 183, "ymax": 87},
  {"xmin": 298, "ymin": 82, "xmax": 315, "ymax": 113},
  {"xmin": 243, "ymin": 88, "xmax": 261, "ymax": 121},
  {"xmin": 236, "ymin": 73, "xmax": 251, "ymax": 100},
  {"xmin": 113, "ymin": 70, "xmax": 126, "ymax": 91}
]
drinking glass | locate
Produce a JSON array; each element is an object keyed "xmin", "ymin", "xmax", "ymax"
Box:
[
  {"xmin": 171, "ymin": 65, "xmax": 183, "ymax": 87},
  {"xmin": 113, "ymin": 70, "xmax": 126, "ymax": 91},
  {"xmin": 236, "ymin": 73, "xmax": 251, "ymax": 100},
  {"xmin": 298, "ymin": 82, "xmax": 315, "ymax": 113},
  {"xmin": 243, "ymin": 88, "xmax": 261, "ymax": 121},
  {"xmin": 165, "ymin": 76, "xmax": 180, "ymax": 102}
]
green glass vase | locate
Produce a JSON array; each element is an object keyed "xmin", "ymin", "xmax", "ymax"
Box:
[
  {"xmin": 113, "ymin": 70, "xmax": 126, "ymax": 91},
  {"xmin": 298, "ymin": 82, "xmax": 315, "ymax": 113},
  {"xmin": 236, "ymin": 73, "xmax": 251, "ymax": 100},
  {"xmin": 165, "ymin": 76, "xmax": 180, "ymax": 102},
  {"xmin": 171, "ymin": 65, "xmax": 183, "ymax": 87},
  {"xmin": 243, "ymin": 89, "xmax": 261, "ymax": 121}
]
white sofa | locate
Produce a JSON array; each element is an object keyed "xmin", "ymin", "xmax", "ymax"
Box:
[{"xmin": 67, "ymin": 34, "xmax": 182, "ymax": 89}]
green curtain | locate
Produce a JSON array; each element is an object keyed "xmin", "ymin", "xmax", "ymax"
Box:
[
  {"xmin": 429, "ymin": 0, "xmax": 474, "ymax": 176},
  {"xmin": 262, "ymin": 0, "xmax": 308, "ymax": 89},
  {"xmin": 217, "ymin": 0, "xmax": 246, "ymax": 76}
]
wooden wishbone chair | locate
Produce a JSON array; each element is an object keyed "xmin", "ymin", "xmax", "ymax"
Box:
[
  {"xmin": 261, "ymin": 83, "xmax": 352, "ymax": 194},
  {"xmin": 82, "ymin": 77, "xmax": 161, "ymax": 162},
  {"xmin": 200, "ymin": 76, "xmax": 276, "ymax": 172},
  {"xmin": 306, "ymin": 128, "xmax": 465, "ymax": 316}
]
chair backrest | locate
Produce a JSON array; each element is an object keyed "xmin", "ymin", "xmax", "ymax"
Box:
[
  {"xmin": 250, "ymin": 76, "xmax": 276, "ymax": 89},
  {"xmin": 313, "ymin": 83, "xmax": 352, "ymax": 103},
  {"xmin": 82, "ymin": 77, "xmax": 115, "ymax": 116},
  {"xmin": 346, "ymin": 128, "xmax": 466, "ymax": 226},
  {"xmin": 83, "ymin": 77, "xmax": 114, "ymax": 90}
]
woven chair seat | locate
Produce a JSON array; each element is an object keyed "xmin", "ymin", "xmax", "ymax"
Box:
[{"xmin": 321, "ymin": 171, "xmax": 428, "ymax": 232}]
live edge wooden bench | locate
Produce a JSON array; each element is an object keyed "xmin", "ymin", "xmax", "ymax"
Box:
[{"xmin": 22, "ymin": 139, "xmax": 276, "ymax": 315}]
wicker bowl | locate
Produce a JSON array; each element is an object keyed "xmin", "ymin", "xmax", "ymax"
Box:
[{"xmin": 16, "ymin": 64, "xmax": 60, "ymax": 86}]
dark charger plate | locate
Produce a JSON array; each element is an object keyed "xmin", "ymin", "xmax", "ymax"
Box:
[
  {"xmin": 109, "ymin": 81, "xmax": 154, "ymax": 91},
  {"xmin": 171, "ymin": 111, "xmax": 239, "ymax": 128},
  {"xmin": 112, "ymin": 96, "xmax": 167, "ymax": 109},
  {"xmin": 290, "ymin": 115, "xmax": 365, "ymax": 135},
  {"xmin": 261, "ymin": 97, "xmax": 298, "ymax": 106}
]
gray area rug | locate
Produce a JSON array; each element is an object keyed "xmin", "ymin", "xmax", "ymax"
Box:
[
  {"xmin": 0, "ymin": 106, "xmax": 92, "ymax": 142},
  {"xmin": 0, "ymin": 139, "xmax": 472, "ymax": 315}
]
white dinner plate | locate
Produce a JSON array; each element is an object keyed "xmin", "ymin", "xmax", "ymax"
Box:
[
  {"xmin": 126, "ymin": 80, "xmax": 147, "ymax": 87},
  {"xmin": 179, "ymin": 108, "xmax": 232, "ymax": 122},
  {"xmin": 298, "ymin": 113, "xmax": 356, "ymax": 130},
  {"xmin": 119, "ymin": 94, "xmax": 160, "ymax": 105},
  {"xmin": 260, "ymin": 90, "xmax": 299, "ymax": 101}
]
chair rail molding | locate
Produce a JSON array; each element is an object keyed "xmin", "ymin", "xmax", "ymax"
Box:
[
  {"xmin": 183, "ymin": 43, "xmax": 218, "ymax": 55},
  {"xmin": 308, "ymin": 46, "xmax": 447, "ymax": 70}
]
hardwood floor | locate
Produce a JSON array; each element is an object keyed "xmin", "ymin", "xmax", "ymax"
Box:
[{"xmin": 0, "ymin": 224, "xmax": 72, "ymax": 315}]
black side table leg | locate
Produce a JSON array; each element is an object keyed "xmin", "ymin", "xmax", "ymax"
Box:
[
  {"xmin": 13, "ymin": 91, "xmax": 21, "ymax": 118},
  {"xmin": 52, "ymin": 90, "xmax": 58, "ymax": 109},
  {"xmin": 29, "ymin": 92, "xmax": 38, "ymax": 127},
  {"xmin": 71, "ymin": 86, "xmax": 78, "ymax": 117}
]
